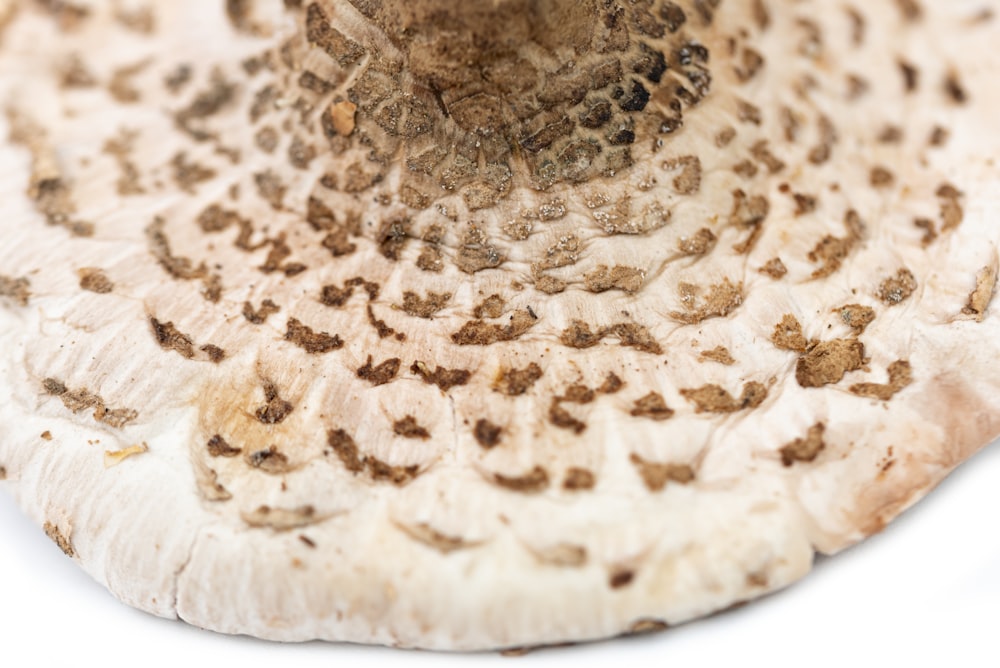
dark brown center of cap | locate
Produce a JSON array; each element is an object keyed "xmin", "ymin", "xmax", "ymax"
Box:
[{"xmin": 308, "ymin": 0, "xmax": 714, "ymax": 198}]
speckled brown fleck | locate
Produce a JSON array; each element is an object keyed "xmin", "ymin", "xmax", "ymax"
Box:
[
  {"xmin": 0, "ymin": 274, "xmax": 30, "ymax": 306},
  {"xmin": 149, "ymin": 317, "xmax": 196, "ymax": 358},
  {"xmin": 850, "ymin": 360, "xmax": 913, "ymax": 401},
  {"xmin": 898, "ymin": 59, "xmax": 919, "ymax": 92},
  {"xmin": 772, "ymin": 314, "xmax": 808, "ymax": 352},
  {"xmin": 255, "ymin": 381, "xmax": 293, "ymax": 424},
  {"xmin": 366, "ymin": 304, "xmax": 402, "ymax": 340},
  {"xmin": 207, "ymin": 434, "xmax": 242, "ymax": 457},
  {"xmin": 175, "ymin": 70, "xmax": 237, "ymax": 141},
  {"xmin": 401, "ymin": 291, "xmax": 451, "ymax": 318},
  {"xmin": 492, "ymin": 466, "xmax": 549, "ymax": 493},
  {"xmin": 549, "ymin": 399, "xmax": 587, "ymax": 434},
  {"xmin": 627, "ymin": 619, "xmax": 670, "ymax": 635},
  {"xmin": 808, "ymin": 210, "xmax": 863, "ymax": 278},
  {"xmin": 943, "ymin": 70, "xmax": 968, "ymax": 105},
  {"xmin": 937, "ymin": 183, "xmax": 965, "ymax": 232},
  {"xmin": 670, "ymin": 280, "xmax": 743, "ymax": 324},
  {"xmin": 609, "ymin": 570, "xmax": 635, "ymax": 589},
  {"xmin": 630, "ymin": 454, "xmax": 695, "ymax": 491},
  {"xmin": 876, "ymin": 268, "xmax": 917, "ymax": 305},
  {"xmin": 452, "ymin": 310, "xmax": 536, "ymax": 345},
  {"xmin": 681, "ymin": 382, "xmax": 768, "ymax": 414},
  {"xmin": 869, "ymin": 166, "xmax": 895, "ymax": 188},
  {"xmin": 242, "ymin": 299, "xmax": 280, "ymax": 324},
  {"xmin": 473, "ymin": 419, "xmax": 502, "ymax": 449},
  {"xmin": 410, "ymin": 361, "xmax": 472, "ymax": 392},
  {"xmin": 77, "ymin": 267, "xmax": 113, "ymax": 294},
  {"xmin": 758, "ymin": 257, "xmax": 787, "ymax": 279},
  {"xmin": 108, "ymin": 59, "xmax": 150, "ymax": 103},
  {"xmin": 597, "ymin": 373, "xmax": 624, "ymax": 395},
  {"xmin": 393, "ymin": 415, "xmax": 430, "ymax": 440},
  {"xmin": 662, "ymin": 155, "xmax": 702, "ymax": 194},
  {"xmin": 247, "ymin": 446, "xmax": 293, "ymax": 474},
  {"xmin": 963, "ymin": 265, "xmax": 998, "ymax": 321},
  {"xmin": 326, "ymin": 429, "xmax": 419, "ymax": 485},
  {"xmin": 200, "ymin": 344, "xmax": 227, "ymax": 363},
  {"xmin": 395, "ymin": 522, "xmax": 474, "ymax": 554},
  {"xmin": 171, "ymin": 152, "xmax": 216, "ymax": 193},
  {"xmin": 562, "ymin": 467, "xmax": 595, "ymax": 491},
  {"xmin": 242, "ymin": 505, "xmax": 322, "ymax": 531},
  {"xmin": 284, "ymin": 317, "xmax": 343, "ymax": 353},
  {"xmin": 836, "ymin": 304, "xmax": 876, "ymax": 334},
  {"xmin": 699, "ymin": 347, "xmax": 735, "ymax": 365},
  {"xmin": 6, "ymin": 109, "xmax": 93, "ymax": 236},
  {"xmin": 43, "ymin": 522, "xmax": 75, "ymax": 558},
  {"xmin": 894, "ymin": 0, "xmax": 923, "ymax": 22},
  {"xmin": 792, "ymin": 193, "xmax": 817, "ymax": 216},
  {"xmin": 356, "ymin": 356, "xmax": 401, "ymax": 386},
  {"xmin": 779, "ymin": 423, "xmax": 826, "ymax": 466},
  {"xmin": 558, "ymin": 320, "xmax": 662, "ymax": 354},
  {"xmin": 629, "ymin": 393, "xmax": 675, "ymax": 421},
  {"xmin": 254, "ymin": 170, "xmax": 287, "ymax": 209},
  {"xmin": 914, "ymin": 218, "xmax": 938, "ymax": 246},
  {"xmin": 677, "ymin": 228, "xmax": 717, "ymax": 256},
  {"xmin": 102, "ymin": 129, "xmax": 145, "ymax": 195},
  {"xmin": 493, "ymin": 363, "xmax": 543, "ymax": 396}
]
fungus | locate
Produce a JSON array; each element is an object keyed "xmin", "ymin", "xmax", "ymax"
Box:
[{"xmin": 0, "ymin": 0, "xmax": 998, "ymax": 652}]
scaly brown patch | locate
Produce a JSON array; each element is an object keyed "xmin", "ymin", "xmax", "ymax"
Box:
[
  {"xmin": 670, "ymin": 280, "xmax": 743, "ymax": 324},
  {"xmin": 772, "ymin": 314, "xmax": 808, "ymax": 352},
  {"xmin": 326, "ymin": 429, "xmax": 420, "ymax": 485},
  {"xmin": 876, "ymin": 268, "xmax": 917, "ymax": 305},
  {"xmin": 835, "ymin": 304, "xmax": 876, "ymax": 334},
  {"xmin": 42, "ymin": 378, "xmax": 138, "ymax": 429},
  {"xmin": 285, "ymin": 318, "xmax": 344, "ymax": 353},
  {"xmin": 451, "ymin": 310, "xmax": 537, "ymax": 345},
  {"xmin": 356, "ymin": 356, "xmax": 402, "ymax": 386},
  {"xmin": 680, "ymin": 382, "xmax": 768, "ymax": 413},
  {"xmin": 410, "ymin": 361, "xmax": 472, "ymax": 392},
  {"xmin": 796, "ymin": 339, "xmax": 866, "ymax": 388}
]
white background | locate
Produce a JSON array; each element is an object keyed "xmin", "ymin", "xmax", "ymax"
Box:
[{"xmin": 2, "ymin": 440, "xmax": 998, "ymax": 667}]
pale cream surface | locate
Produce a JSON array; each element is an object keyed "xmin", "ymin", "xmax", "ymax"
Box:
[{"xmin": 0, "ymin": 0, "xmax": 998, "ymax": 650}]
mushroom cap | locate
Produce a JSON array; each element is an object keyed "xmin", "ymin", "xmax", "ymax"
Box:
[{"xmin": 1, "ymin": 0, "xmax": 998, "ymax": 651}]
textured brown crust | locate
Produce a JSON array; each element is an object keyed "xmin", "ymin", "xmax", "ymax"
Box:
[{"xmin": 0, "ymin": 0, "xmax": 998, "ymax": 653}]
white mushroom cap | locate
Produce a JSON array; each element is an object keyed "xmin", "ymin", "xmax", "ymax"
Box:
[{"xmin": 0, "ymin": 0, "xmax": 998, "ymax": 651}]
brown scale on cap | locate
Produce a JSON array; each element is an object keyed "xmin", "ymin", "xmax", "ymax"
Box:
[
  {"xmin": 2, "ymin": 0, "xmax": 998, "ymax": 651},
  {"xmin": 779, "ymin": 423, "xmax": 826, "ymax": 466},
  {"xmin": 630, "ymin": 454, "xmax": 696, "ymax": 492},
  {"xmin": 77, "ymin": 267, "xmax": 114, "ymax": 294},
  {"xmin": 42, "ymin": 378, "xmax": 138, "ymax": 429},
  {"xmin": 43, "ymin": 521, "xmax": 76, "ymax": 558},
  {"xmin": 0, "ymin": 275, "xmax": 31, "ymax": 305}
]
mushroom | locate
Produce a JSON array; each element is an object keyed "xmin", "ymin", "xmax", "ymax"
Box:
[{"xmin": 0, "ymin": 0, "xmax": 998, "ymax": 652}]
